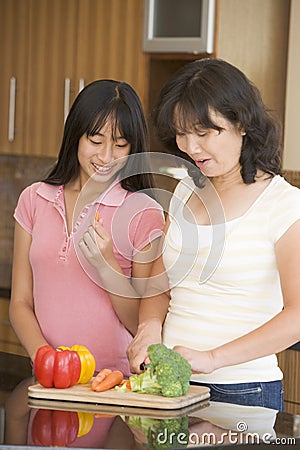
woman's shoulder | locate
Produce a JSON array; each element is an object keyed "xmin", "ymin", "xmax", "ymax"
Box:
[
  {"xmin": 168, "ymin": 176, "xmax": 194, "ymax": 210},
  {"xmin": 127, "ymin": 190, "xmax": 163, "ymax": 210},
  {"xmin": 266, "ymin": 175, "xmax": 300, "ymax": 241},
  {"xmin": 173, "ymin": 176, "xmax": 195, "ymax": 198},
  {"xmin": 22, "ymin": 181, "xmax": 59, "ymax": 195},
  {"xmin": 17, "ymin": 181, "xmax": 42, "ymax": 204},
  {"xmin": 270, "ymin": 175, "xmax": 300, "ymax": 201},
  {"xmin": 21, "ymin": 181, "xmax": 43, "ymax": 194},
  {"xmin": 19, "ymin": 181, "xmax": 60, "ymax": 200}
]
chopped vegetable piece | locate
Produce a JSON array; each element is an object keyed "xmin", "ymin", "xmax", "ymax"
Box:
[
  {"xmin": 92, "ymin": 370, "xmax": 123, "ymax": 392},
  {"xmin": 91, "ymin": 368, "xmax": 112, "ymax": 390}
]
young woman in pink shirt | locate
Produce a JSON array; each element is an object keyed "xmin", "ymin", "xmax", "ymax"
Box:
[{"xmin": 10, "ymin": 80, "xmax": 165, "ymax": 376}]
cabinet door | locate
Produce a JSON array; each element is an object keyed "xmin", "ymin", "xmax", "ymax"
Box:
[
  {"xmin": 24, "ymin": 0, "xmax": 78, "ymax": 156},
  {"xmin": 0, "ymin": 0, "xmax": 147, "ymax": 157},
  {"xmin": 0, "ymin": 0, "xmax": 29, "ymax": 154},
  {"xmin": 75, "ymin": 0, "xmax": 147, "ymax": 104}
]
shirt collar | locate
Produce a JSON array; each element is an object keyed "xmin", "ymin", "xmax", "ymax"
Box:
[
  {"xmin": 97, "ymin": 179, "xmax": 129, "ymax": 206},
  {"xmin": 36, "ymin": 179, "xmax": 129, "ymax": 207}
]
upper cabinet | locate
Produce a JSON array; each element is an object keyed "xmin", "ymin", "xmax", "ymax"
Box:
[
  {"xmin": 24, "ymin": 0, "xmax": 78, "ymax": 157},
  {"xmin": 0, "ymin": 0, "xmax": 29, "ymax": 155},
  {"xmin": 0, "ymin": 0, "xmax": 146, "ymax": 157},
  {"xmin": 0, "ymin": 0, "xmax": 78, "ymax": 156}
]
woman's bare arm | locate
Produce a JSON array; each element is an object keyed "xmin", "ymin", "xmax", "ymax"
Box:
[
  {"xmin": 9, "ymin": 223, "xmax": 48, "ymax": 361},
  {"xmin": 126, "ymin": 218, "xmax": 172, "ymax": 372},
  {"xmin": 79, "ymin": 217, "xmax": 165, "ymax": 336}
]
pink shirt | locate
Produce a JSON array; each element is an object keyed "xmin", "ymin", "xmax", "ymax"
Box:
[{"xmin": 14, "ymin": 181, "xmax": 164, "ymax": 376}]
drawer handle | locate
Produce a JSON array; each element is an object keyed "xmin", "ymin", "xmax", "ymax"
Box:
[
  {"xmin": 8, "ymin": 77, "xmax": 16, "ymax": 142},
  {"xmin": 79, "ymin": 78, "xmax": 85, "ymax": 92},
  {"xmin": 64, "ymin": 77, "xmax": 71, "ymax": 123}
]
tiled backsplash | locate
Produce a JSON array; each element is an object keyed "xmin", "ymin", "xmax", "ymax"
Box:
[
  {"xmin": 282, "ymin": 170, "xmax": 300, "ymax": 188},
  {"xmin": 0, "ymin": 154, "xmax": 55, "ymax": 289}
]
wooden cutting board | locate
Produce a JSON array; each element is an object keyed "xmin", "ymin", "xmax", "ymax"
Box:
[
  {"xmin": 28, "ymin": 397, "xmax": 210, "ymax": 418},
  {"xmin": 28, "ymin": 383, "xmax": 210, "ymax": 410}
]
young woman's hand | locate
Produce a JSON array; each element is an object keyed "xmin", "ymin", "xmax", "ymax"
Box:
[{"xmin": 79, "ymin": 220, "xmax": 115, "ymax": 270}]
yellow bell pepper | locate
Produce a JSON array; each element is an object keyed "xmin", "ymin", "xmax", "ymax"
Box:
[
  {"xmin": 57, "ymin": 345, "xmax": 96, "ymax": 384},
  {"xmin": 77, "ymin": 412, "xmax": 94, "ymax": 437}
]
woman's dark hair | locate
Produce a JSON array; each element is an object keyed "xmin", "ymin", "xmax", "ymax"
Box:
[
  {"xmin": 44, "ymin": 79, "xmax": 155, "ymax": 196},
  {"xmin": 152, "ymin": 58, "xmax": 282, "ymax": 185}
]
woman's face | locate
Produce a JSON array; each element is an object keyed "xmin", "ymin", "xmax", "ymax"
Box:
[
  {"xmin": 77, "ymin": 120, "xmax": 131, "ymax": 186},
  {"xmin": 175, "ymin": 110, "xmax": 245, "ymax": 180}
]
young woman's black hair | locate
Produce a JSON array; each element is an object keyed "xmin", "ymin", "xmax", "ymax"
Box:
[
  {"xmin": 44, "ymin": 79, "xmax": 156, "ymax": 197},
  {"xmin": 152, "ymin": 58, "xmax": 282, "ymax": 186}
]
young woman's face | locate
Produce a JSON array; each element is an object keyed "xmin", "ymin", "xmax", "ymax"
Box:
[
  {"xmin": 175, "ymin": 110, "xmax": 245, "ymax": 179},
  {"xmin": 77, "ymin": 120, "xmax": 131, "ymax": 185}
]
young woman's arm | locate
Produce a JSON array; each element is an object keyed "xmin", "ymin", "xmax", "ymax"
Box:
[
  {"xmin": 125, "ymin": 217, "xmax": 172, "ymax": 372},
  {"xmin": 126, "ymin": 250, "xmax": 171, "ymax": 373},
  {"xmin": 174, "ymin": 219, "xmax": 300, "ymax": 374},
  {"xmin": 79, "ymin": 217, "xmax": 170, "ymax": 339},
  {"xmin": 79, "ymin": 216, "xmax": 161, "ymax": 336},
  {"xmin": 92, "ymin": 232, "xmax": 162, "ymax": 336},
  {"xmin": 9, "ymin": 223, "xmax": 48, "ymax": 361}
]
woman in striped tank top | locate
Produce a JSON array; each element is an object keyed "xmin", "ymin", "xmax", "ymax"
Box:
[{"xmin": 127, "ymin": 58, "xmax": 300, "ymax": 411}]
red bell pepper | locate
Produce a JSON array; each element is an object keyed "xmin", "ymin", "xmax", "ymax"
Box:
[
  {"xmin": 31, "ymin": 409, "xmax": 79, "ymax": 446},
  {"xmin": 34, "ymin": 345, "xmax": 81, "ymax": 388}
]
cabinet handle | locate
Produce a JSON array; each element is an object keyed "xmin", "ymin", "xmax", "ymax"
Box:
[
  {"xmin": 79, "ymin": 78, "xmax": 85, "ymax": 92},
  {"xmin": 64, "ymin": 78, "xmax": 71, "ymax": 123},
  {"xmin": 8, "ymin": 77, "xmax": 16, "ymax": 142}
]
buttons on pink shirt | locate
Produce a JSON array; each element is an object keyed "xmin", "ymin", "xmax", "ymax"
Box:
[{"xmin": 72, "ymin": 206, "xmax": 90, "ymax": 234}]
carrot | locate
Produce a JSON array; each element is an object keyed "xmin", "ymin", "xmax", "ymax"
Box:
[
  {"xmin": 91, "ymin": 368, "xmax": 112, "ymax": 390},
  {"xmin": 94, "ymin": 211, "xmax": 100, "ymax": 222},
  {"xmin": 94, "ymin": 413, "xmax": 116, "ymax": 418},
  {"xmin": 92, "ymin": 370, "xmax": 124, "ymax": 392},
  {"xmin": 118, "ymin": 379, "xmax": 131, "ymax": 389}
]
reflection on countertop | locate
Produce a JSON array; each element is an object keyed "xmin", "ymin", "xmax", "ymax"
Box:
[{"xmin": 0, "ymin": 351, "xmax": 300, "ymax": 449}]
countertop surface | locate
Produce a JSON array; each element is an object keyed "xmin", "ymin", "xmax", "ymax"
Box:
[{"xmin": 0, "ymin": 352, "xmax": 300, "ymax": 449}]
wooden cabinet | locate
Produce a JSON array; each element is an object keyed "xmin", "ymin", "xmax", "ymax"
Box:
[
  {"xmin": 278, "ymin": 350, "xmax": 300, "ymax": 415},
  {"xmin": 0, "ymin": 0, "xmax": 29, "ymax": 155},
  {"xmin": 0, "ymin": 0, "xmax": 77, "ymax": 157},
  {"xmin": 0, "ymin": 0, "xmax": 146, "ymax": 157},
  {"xmin": 26, "ymin": 0, "xmax": 78, "ymax": 157},
  {"xmin": 75, "ymin": 0, "xmax": 146, "ymax": 97}
]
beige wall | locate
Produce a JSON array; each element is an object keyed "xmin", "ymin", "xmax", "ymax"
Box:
[
  {"xmin": 283, "ymin": 0, "xmax": 300, "ymax": 170},
  {"xmin": 216, "ymin": 0, "xmax": 290, "ymax": 120}
]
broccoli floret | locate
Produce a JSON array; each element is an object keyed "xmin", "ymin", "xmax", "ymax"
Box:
[
  {"xmin": 127, "ymin": 415, "xmax": 189, "ymax": 449},
  {"xmin": 130, "ymin": 344, "xmax": 192, "ymax": 397}
]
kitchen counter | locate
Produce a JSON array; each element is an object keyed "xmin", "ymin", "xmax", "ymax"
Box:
[{"xmin": 0, "ymin": 352, "xmax": 299, "ymax": 449}]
